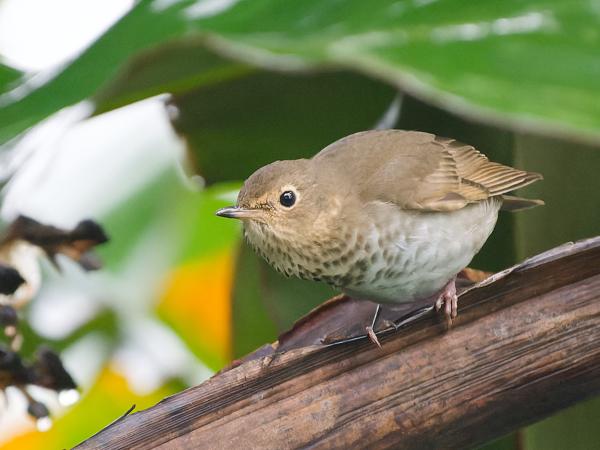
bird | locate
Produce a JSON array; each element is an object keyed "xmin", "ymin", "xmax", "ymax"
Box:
[{"xmin": 216, "ymin": 130, "xmax": 543, "ymax": 344}]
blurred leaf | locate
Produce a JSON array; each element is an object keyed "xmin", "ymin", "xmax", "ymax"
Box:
[
  {"xmin": 477, "ymin": 435, "xmax": 517, "ymax": 450},
  {"xmin": 155, "ymin": 183, "xmax": 241, "ymax": 369},
  {"xmin": 513, "ymin": 134, "xmax": 600, "ymax": 256},
  {"xmin": 231, "ymin": 244, "xmax": 278, "ymax": 358},
  {"xmin": 2, "ymin": 369, "xmax": 180, "ymax": 450},
  {"xmin": 254, "ymin": 255, "xmax": 336, "ymax": 333},
  {"xmin": 95, "ymin": 170, "xmax": 182, "ymax": 270},
  {"xmin": 93, "ymin": 43, "xmax": 251, "ymax": 114},
  {"xmin": 171, "ymin": 70, "xmax": 395, "ymax": 182},
  {"xmin": 524, "ymin": 397, "xmax": 600, "ymax": 450},
  {"xmin": 3, "ymin": 0, "xmax": 600, "ymax": 145},
  {"xmin": 100, "ymin": 171, "xmax": 241, "ymax": 368},
  {"xmin": 158, "ymin": 250, "xmax": 234, "ymax": 370},
  {"xmin": 0, "ymin": 63, "xmax": 21, "ymax": 94},
  {"xmin": 17, "ymin": 307, "xmax": 118, "ymax": 357},
  {"xmin": 512, "ymin": 134, "xmax": 600, "ymax": 449},
  {"xmin": 0, "ymin": 0, "xmax": 188, "ymax": 143},
  {"xmin": 232, "ymin": 243, "xmax": 335, "ymax": 358},
  {"xmin": 195, "ymin": 0, "xmax": 600, "ymax": 142},
  {"xmin": 171, "ymin": 182, "xmax": 242, "ymax": 262}
]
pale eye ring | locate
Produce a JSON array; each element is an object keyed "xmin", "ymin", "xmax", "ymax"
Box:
[{"xmin": 279, "ymin": 190, "xmax": 296, "ymax": 207}]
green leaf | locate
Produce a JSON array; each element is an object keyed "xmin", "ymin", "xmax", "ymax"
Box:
[
  {"xmin": 231, "ymin": 243, "xmax": 279, "ymax": 358},
  {"xmin": 17, "ymin": 308, "xmax": 118, "ymax": 357},
  {"xmin": 252, "ymin": 254, "xmax": 336, "ymax": 333},
  {"xmin": 97, "ymin": 169, "xmax": 185, "ymax": 270},
  {"xmin": 0, "ymin": 63, "xmax": 22, "ymax": 94},
  {"xmin": 195, "ymin": 0, "xmax": 600, "ymax": 141},
  {"xmin": 172, "ymin": 182, "xmax": 243, "ymax": 263},
  {"xmin": 172, "ymin": 70, "xmax": 396, "ymax": 182},
  {"xmin": 155, "ymin": 182, "xmax": 243, "ymax": 369},
  {"xmin": 512, "ymin": 135, "xmax": 600, "ymax": 450},
  {"xmin": 3, "ymin": 0, "xmax": 600, "ymax": 145},
  {"xmin": 524, "ymin": 397, "xmax": 600, "ymax": 450},
  {"xmin": 99, "ymin": 170, "xmax": 242, "ymax": 369},
  {"xmin": 0, "ymin": 0, "xmax": 189, "ymax": 143},
  {"xmin": 93, "ymin": 44, "xmax": 252, "ymax": 114},
  {"xmin": 231, "ymin": 243, "xmax": 335, "ymax": 358},
  {"xmin": 477, "ymin": 435, "xmax": 517, "ymax": 450},
  {"xmin": 513, "ymin": 134, "xmax": 600, "ymax": 257}
]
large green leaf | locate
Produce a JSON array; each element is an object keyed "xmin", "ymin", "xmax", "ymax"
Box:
[
  {"xmin": 93, "ymin": 44, "xmax": 251, "ymax": 114},
  {"xmin": 2, "ymin": 0, "xmax": 600, "ymax": 145},
  {"xmin": 171, "ymin": 70, "xmax": 395, "ymax": 182},
  {"xmin": 195, "ymin": 0, "xmax": 600, "ymax": 142},
  {"xmin": 0, "ymin": 63, "xmax": 21, "ymax": 93}
]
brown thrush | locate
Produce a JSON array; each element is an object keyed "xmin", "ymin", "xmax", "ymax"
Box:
[{"xmin": 217, "ymin": 130, "xmax": 543, "ymax": 341}]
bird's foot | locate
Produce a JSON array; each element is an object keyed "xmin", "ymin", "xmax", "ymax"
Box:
[
  {"xmin": 365, "ymin": 303, "xmax": 382, "ymax": 348},
  {"xmin": 365, "ymin": 325, "xmax": 381, "ymax": 348},
  {"xmin": 434, "ymin": 277, "xmax": 458, "ymax": 327}
]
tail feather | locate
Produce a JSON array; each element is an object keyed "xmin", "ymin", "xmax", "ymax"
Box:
[{"xmin": 501, "ymin": 195, "xmax": 544, "ymax": 211}]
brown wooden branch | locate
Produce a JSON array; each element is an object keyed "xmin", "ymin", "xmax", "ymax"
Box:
[{"xmin": 77, "ymin": 237, "xmax": 600, "ymax": 450}]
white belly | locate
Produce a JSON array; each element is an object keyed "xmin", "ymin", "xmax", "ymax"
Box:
[{"xmin": 343, "ymin": 198, "xmax": 501, "ymax": 303}]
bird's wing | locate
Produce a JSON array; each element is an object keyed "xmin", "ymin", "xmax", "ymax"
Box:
[{"xmin": 315, "ymin": 130, "xmax": 542, "ymax": 212}]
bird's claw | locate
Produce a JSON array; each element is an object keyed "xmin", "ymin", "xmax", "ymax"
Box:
[
  {"xmin": 365, "ymin": 325, "xmax": 382, "ymax": 348},
  {"xmin": 435, "ymin": 278, "xmax": 458, "ymax": 327}
]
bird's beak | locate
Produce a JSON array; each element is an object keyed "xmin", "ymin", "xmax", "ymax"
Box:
[{"xmin": 215, "ymin": 206, "xmax": 262, "ymax": 220}]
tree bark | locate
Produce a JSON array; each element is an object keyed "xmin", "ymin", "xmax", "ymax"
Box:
[{"xmin": 77, "ymin": 237, "xmax": 600, "ymax": 450}]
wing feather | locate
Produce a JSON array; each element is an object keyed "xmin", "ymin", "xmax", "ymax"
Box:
[{"xmin": 313, "ymin": 130, "xmax": 542, "ymax": 212}]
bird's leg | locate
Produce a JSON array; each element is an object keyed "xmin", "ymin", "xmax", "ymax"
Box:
[
  {"xmin": 434, "ymin": 276, "xmax": 458, "ymax": 326},
  {"xmin": 365, "ymin": 303, "xmax": 382, "ymax": 348}
]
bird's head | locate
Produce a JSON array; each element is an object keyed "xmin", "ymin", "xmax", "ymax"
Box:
[{"xmin": 216, "ymin": 159, "xmax": 346, "ymax": 253}]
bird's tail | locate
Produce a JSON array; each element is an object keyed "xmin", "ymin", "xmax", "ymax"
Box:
[{"xmin": 500, "ymin": 195, "xmax": 545, "ymax": 211}]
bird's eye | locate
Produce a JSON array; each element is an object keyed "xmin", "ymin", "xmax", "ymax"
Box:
[{"xmin": 279, "ymin": 190, "xmax": 296, "ymax": 208}]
